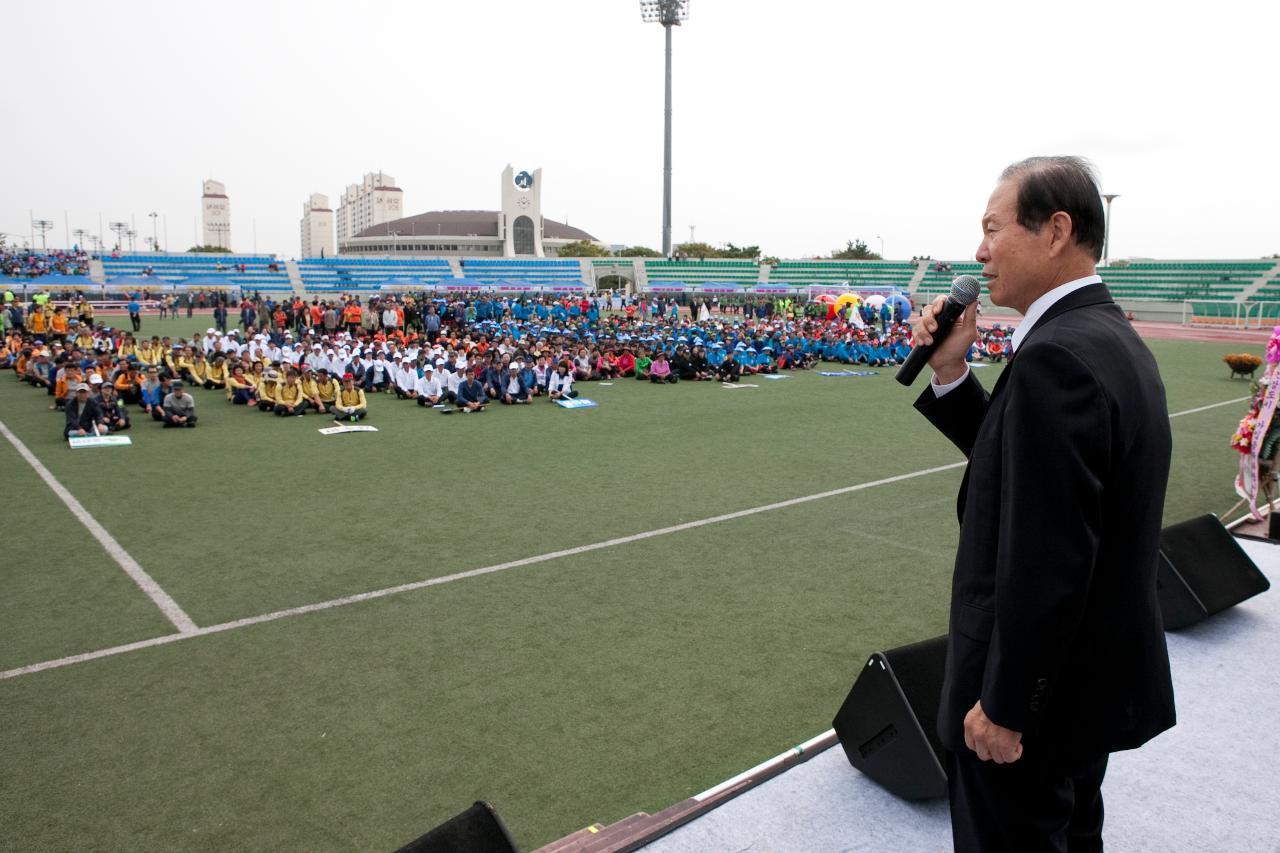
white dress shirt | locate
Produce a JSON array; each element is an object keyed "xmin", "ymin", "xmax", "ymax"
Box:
[{"xmin": 932, "ymin": 273, "xmax": 1102, "ymax": 397}]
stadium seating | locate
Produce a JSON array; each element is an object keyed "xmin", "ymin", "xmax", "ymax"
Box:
[
  {"xmin": 455, "ymin": 258, "xmax": 584, "ymax": 286},
  {"xmin": 643, "ymin": 259, "xmax": 760, "ymax": 286},
  {"xmin": 101, "ymin": 254, "xmax": 292, "ymax": 292},
  {"xmin": 769, "ymin": 260, "xmax": 916, "ymax": 289},
  {"xmin": 296, "ymin": 258, "xmax": 452, "ymax": 292},
  {"xmin": 914, "ymin": 260, "xmax": 1275, "ymax": 303}
]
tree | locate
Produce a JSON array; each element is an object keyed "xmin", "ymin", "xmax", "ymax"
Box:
[
  {"xmin": 187, "ymin": 245, "xmax": 230, "ymax": 254},
  {"xmin": 831, "ymin": 239, "xmax": 882, "ymax": 261},
  {"xmin": 556, "ymin": 240, "xmax": 612, "ymax": 258},
  {"xmin": 618, "ymin": 245, "xmax": 662, "ymax": 257},
  {"xmin": 671, "ymin": 241, "xmax": 763, "ymax": 260}
]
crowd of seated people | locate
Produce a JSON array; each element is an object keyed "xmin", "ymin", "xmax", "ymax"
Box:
[
  {"xmin": 2, "ymin": 249, "xmax": 90, "ymax": 278},
  {"xmin": 4, "ymin": 290, "xmax": 952, "ymax": 436}
]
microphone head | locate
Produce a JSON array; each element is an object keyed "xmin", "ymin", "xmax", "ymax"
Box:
[{"xmin": 950, "ymin": 275, "xmax": 981, "ymax": 305}]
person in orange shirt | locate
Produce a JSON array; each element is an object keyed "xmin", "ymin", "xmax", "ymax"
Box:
[
  {"xmin": 50, "ymin": 308, "xmax": 69, "ymax": 342},
  {"xmin": 29, "ymin": 307, "xmax": 48, "ymax": 335}
]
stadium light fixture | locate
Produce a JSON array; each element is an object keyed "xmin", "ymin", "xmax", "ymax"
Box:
[
  {"xmin": 148, "ymin": 212, "xmax": 160, "ymax": 253},
  {"xmin": 108, "ymin": 221, "xmax": 129, "ymax": 252},
  {"xmin": 1101, "ymin": 194, "xmax": 1119, "ymax": 266},
  {"xmin": 31, "ymin": 219, "xmax": 54, "ymax": 252},
  {"xmin": 639, "ymin": 0, "xmax": 690, "ymax": 258}
]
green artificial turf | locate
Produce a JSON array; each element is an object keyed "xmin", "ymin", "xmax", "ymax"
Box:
[{"xmin": 0, "ymin": 327, "xmax": 1261, "ymax": 851}]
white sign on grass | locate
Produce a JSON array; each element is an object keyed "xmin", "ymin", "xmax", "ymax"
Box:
[
  {"xmin": 556, "ymin": 398, "xmax": 598, "ymax": 409},
  {"xmin": 318, "ymin": 425, "xmax": 380, "ymax": 435},
  {"xmin": 68, "ymin": 435, "xmax": 132, "ymax": 449}
]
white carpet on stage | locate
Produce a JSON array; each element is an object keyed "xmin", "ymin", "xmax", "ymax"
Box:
[{"xmin": 643, "ymin": 537, "xmax": 1280, "ymax": 852}]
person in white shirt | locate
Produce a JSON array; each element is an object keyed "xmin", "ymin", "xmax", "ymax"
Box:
[
  {"xmin": 415, "ymin": 366, "xmax": 444, "ymax": 407},
  {"xmin": 394, "ymin": 356, "xmax": 419, "ymax": 400},
  {"xmin": 500, "ymin": 363, "xmax": 531, "ymax": 404},
  {"xmin": 444, "ymin": 365, "xmax": 463, "ymax": 402},
  {"xmin": 547, "ymin": 361, "xmax": 578, "ymax": 402}
]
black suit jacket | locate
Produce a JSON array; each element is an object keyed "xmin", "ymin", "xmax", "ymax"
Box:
[{"xmin": 916, "ymin": 283, "xmax": 1175, "ymax": 762}]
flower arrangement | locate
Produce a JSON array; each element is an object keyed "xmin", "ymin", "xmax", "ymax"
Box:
[
  {"xmin": 1224, "ymin": 353, "xmax": 1263, "ymax": 378},
  {"xmin": 1233, "ymin": 328, "xmax": 1280, "ymax": 518}
]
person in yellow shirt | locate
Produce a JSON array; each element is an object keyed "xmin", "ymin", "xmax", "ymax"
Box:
[
  {"xmin": 226, "ymin": 364, "xmax": 257, "ymax": 405},
  {"xmin": 116, "ymin": 335, "xmax": 139, "ymax": 360},
  {"xmin": 188, "ymin": 353, "xmax": 209, "ymax": 386},
  {"xmin": 274, "ymin": 369, "xmax": 306, "ymax": 416},
  {"xmin": 256, "ymin": 369, "xmax": 281, "ymax": 412},
  {"xmin": 137, "ymin": 338, "xmax": 161, "ymax": 366},
  {"xmin": 205, "ymin": 357, "xmax": 228, "ymax": 390},
  {"xmin": 74, "ymin": 325, "xmax": 95, "ymax": 351},
  {"xmin": 301, "ymin": 367, "xmax": 338, "ymax": 415},
  {"xmin": 332, "ymin": 373, "xmax": 368, "ymax": 424},
  {"xmin": 173, "ymin": 347, "xmax": 195, "ymax": 383}
]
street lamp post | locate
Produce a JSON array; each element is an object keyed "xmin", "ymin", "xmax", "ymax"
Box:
[
  {"xmin": 126, "ymin": 229, "xmax": 137, "ymax": 252},
  {"xmin": 640, "ymin": 0, "xmax": 690, "ymax": 259},
  {"xmin": 876, "ymin": 234, "xmax": 884, "ymax": 258},
  {"xmin": 148, "ymin": 211, "xmax": 159, "ymax": 253},
  {"xmin": 73, "ymin": 229, "xmax": 88, "ymax": 250},
  {"xmin": 1101, "ymin": 194, "xmax": 1119, "ymax": 267}
]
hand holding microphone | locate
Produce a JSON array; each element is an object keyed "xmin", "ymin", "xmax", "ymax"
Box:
[{"xmin": 896, "ymin": 275, "xmax": 981, "ymax": 386}]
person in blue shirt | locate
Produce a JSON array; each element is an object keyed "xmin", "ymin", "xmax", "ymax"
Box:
[
  {"xmin": 455, "ymin": 367, "xmax": 489, "ymax": 412},
  {"xmin": 127, "ymin": 297, "xmax": 141, "ymax": 332}
]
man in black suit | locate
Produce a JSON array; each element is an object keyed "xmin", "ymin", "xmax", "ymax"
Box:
[{"xmin": 912, "ymin": 156, "xmax": 1175, "ymax": 852}]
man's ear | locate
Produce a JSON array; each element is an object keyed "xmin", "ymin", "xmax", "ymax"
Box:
[{"xmin": 1047, "ymin": 211, "xmax": 1075, "ymax": 258}]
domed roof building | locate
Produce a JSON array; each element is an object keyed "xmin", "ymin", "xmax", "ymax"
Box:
[{"xmin": 337, "ymin": 166, "xmax": 602, "ymax": 258}]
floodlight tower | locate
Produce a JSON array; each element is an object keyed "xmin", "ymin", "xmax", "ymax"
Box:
[
  {"xmin": 109, "ymin": 221, "xmax": 129, "ymax": 251},
  {"xmin": 72, "ymin": 228, "xmax": 88, "ymax": 250},
  {"xmin": 1101, "ymin": 194, "xmax": 1119, "ymax": 267},
  {"xmin": 148, "ymin": 211, "xmax": 159, "ymax": 253},
  {"xmin": 640, "ymin": 0, "xmax": 689, "ymax": 259},
  {"xmin": 32, "ymin": 219, "xmax": 54, "ymax": 251}
]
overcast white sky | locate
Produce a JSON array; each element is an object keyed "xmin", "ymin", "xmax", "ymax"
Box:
[{"xmin": 3, "ymin": 0, "xmax": 1277, "ymax": 261}]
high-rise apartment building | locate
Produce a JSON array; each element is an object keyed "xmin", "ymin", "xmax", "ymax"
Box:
[
  {"xmin": 335, "ymin": 172, "xmax": 403, "ymax": 243},
  {"xmin": 300, "ymin": 193, "xmax": 335, "ymax": 258}
]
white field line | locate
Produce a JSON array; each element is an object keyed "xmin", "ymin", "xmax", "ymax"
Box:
[
  {"xmin": 1167, "ymin": 396, "xmax": 1249, "ymax": 419},
  {"xmin": 0, "ymin": 461, "xmax": 967, "ymax": 680},
  {"xmin": 0, "ymin": 395, "xmax": 1251, "ymax": 682},
  {"xmin": 0, "ymin": 420, "xmax": 198, "ymax": 634}
]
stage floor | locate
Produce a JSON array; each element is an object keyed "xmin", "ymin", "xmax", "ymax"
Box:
[{"xmin": 643, "ymin": 537, "xmax": 1280, "ymax": 853}]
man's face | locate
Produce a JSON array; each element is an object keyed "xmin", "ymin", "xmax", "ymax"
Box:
[{"xmin": 976, "ymin": 179, "xmax": 1052, "ymax": 313}]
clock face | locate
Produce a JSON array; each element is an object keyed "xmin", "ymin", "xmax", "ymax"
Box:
[
  {"xmin": 516, "ymin": 196, "xmax": 531, "ymax": 209},
  {"xmin": 514, "ymin": 171, "xmax": 534, "ymax": 190}
]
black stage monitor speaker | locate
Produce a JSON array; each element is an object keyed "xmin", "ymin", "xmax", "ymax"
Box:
[
  {"xmin": 832, "ymin": 634, "xmax": 948, "ymax": 800},
  {"xmin": 1158, "ymin": 513, "xmax": 1271, "ymax": 630},
  {"xmin": 395, "ymin": 801, "xmax": 519, "ymax": 853}
]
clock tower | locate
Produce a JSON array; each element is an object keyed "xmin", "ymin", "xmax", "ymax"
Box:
[{"xmin": 499, "ymin": 164, "xmax": 544, "ymax": 257}]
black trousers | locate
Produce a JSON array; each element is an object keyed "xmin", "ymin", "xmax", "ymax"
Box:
[{"xmin": 946, "ymin": 748, "xmax": 1108, "ymax": 853}]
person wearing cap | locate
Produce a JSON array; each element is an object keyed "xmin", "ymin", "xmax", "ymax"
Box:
[
  {"xmin": 256, "ymin": 369, "xmax": 282, "ymax": 412},
  {"xmin": 717, "ymin": 349, "xmax": 742, "ymax": 383},
  {"xmin": 95, "ymin": 377, "xmax": 130, "ymax": 432},
  {"xmin": 499, "ymin": 363, "xmax": 531, "ymax": 405},
  {"xmin": 64, "ymin": 383, "xmax": 107, "ymax": 439},
  {"xmin": 160, "ymin": 381, "xmax": 197, "ymax": 427},
  {"xmin": 648, "ymin": 351, "xmax": 676, "ymax": 384},
  {"xmin": 332, "ymin": 373, "xmax": 368, "ymax": 423},
  {"xmin": 414, "ymin": 365, "xmax": 444, "ymax": 407},
  {"xmin": 274, "ymin": 369, "xmax": 307, "ymax": 416}
]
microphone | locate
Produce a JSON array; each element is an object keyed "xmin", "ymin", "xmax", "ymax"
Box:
[{"xmin": 895, "ymin": 275, "xmax": 981, "ymax": 386}]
